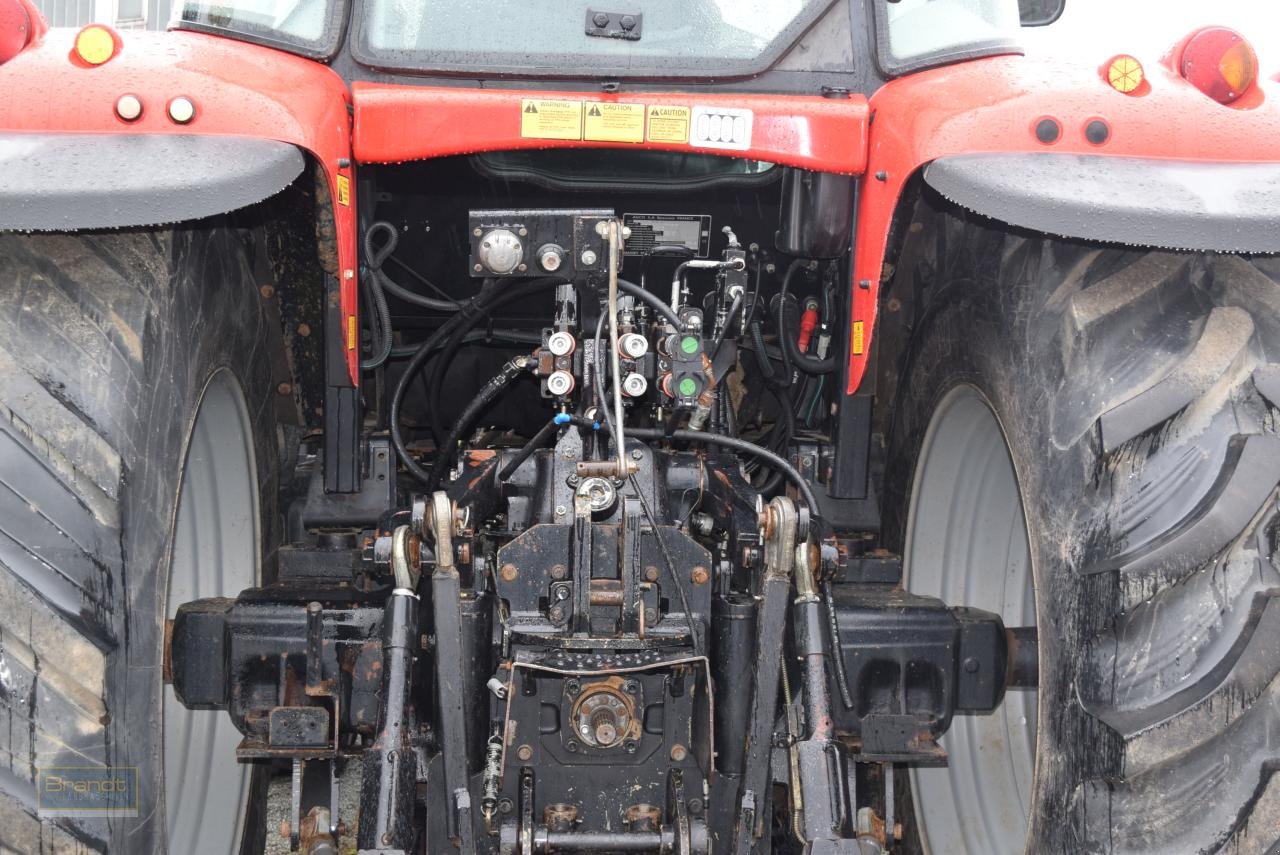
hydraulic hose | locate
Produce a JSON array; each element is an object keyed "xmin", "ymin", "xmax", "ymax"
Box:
[
  {"xmin": 777, "ymin": 259, "xmax": 836, "ymax": 375},
  {"xmin": 390, "ymin": 279, "xmax": 562, "ymax": 485},
  {"xmin": 365, "ymin": 221, "xmax": 462, "ymax": 312},
  {"xmin": 499, "ymin": 414, "xmax": 570, "ymax": 481},
  {"xmin": 618, "ymin": 278, "xmax": 683, "ymax": 330},
  {"xmin": 360, "ymin": 268, "xmax": 394, "ymax": 370},
  {"xmin": 425, "ymin": 277, "xmax": 563, "ymax": 446},
  {"xmin": 570, "ymin": 416, "xmax": 820, "ymax": 524},
  {"xmin": 388, "ymin": 329, "xmax": 541, "ymax": 360},
  {"xmin": 425, "ymin": 355, "xmax": 532, "ymax": 494}
]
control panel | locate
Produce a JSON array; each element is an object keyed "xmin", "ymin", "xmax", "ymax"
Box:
[{"xmin": 468, "ymin": 208, "xmax": 616, "ymax": 278}]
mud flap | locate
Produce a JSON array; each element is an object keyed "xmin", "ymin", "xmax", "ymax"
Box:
[
  {"xmin": 0, "ymin": 133, "xmax": 305, "ymax": 231},
  {"xmin": 924, "ymin": 153, "xmax": 1280, "ymax": 254}
]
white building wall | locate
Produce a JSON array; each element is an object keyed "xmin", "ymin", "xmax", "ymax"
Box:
[{"xmin": 31, "ymin": 0, "xmax": 172, "ymax": 30}]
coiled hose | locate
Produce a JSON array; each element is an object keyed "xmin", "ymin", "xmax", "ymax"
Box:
[
  {"xmin": 365, "ymin": 221, "xmax": 462, "ymax": 312},
  {"xmin": 777, "ymin": 258, "xmax": 835, "ymax": 375},
  {"xmin": 359, "ymin": 267, "xmax": 394, "ymax": 370}
]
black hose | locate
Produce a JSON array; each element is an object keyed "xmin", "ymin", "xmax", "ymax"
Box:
[
  {"xmin": 359, "ymin": 269, "xmax": 395, "ymax": 370},
  {"xmin": 708, "ymin": 291, "xmax": 744, "ymax": 363},
  {"xmin": 388, "ymin": 329, "xmax": 541, "ymax": 359},
  {"xmin": 570, "ymin": 417, "xmax": 820, "ymax": 523},
  {"xmin": 425, "ymin": 277, "xmax": 563, "ymax": 447},
  {"xmin": 365, "ymin": 221, "xmax": 462, "ymax": 312},
  {"xmin": 499, "ymin": 416, "xmax": 565, "ymax": 481},
  {"xmin": 777, "ymin": 259, "xmax": 836, "ymax": 375},
  {"xmin": 618, "ymin": 278, "xmax": 684, "ymax": 330},
  {"xmin": 750, "ymin": 321, "xmax": 778, "ymax": 384},
  {"xmin": 389, "ymin": 279, "xmax": 560, "ymax": 484},
  {"xmin": 425, "ymin": 356, "xmax": 530, "ymax": 493}
]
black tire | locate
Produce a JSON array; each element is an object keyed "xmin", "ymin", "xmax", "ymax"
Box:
[
  {"xmin": 0, "ymin": 226, "xmax": 281, "ymax": 852},
  {"xmin": 881, "ymin": 193, "xmax": 1280, "ymax": 854}
]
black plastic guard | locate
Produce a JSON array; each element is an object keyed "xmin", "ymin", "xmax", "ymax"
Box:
[
  {"xmin": 924, "ymin": 153, "xmax": 1280, "ymax": 253},
  {"xmin": 0, "ymin": 133, "xmax": 305, "ymax": 231}
]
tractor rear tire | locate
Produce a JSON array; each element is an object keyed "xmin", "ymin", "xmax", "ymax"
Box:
[
  {"xmin": 882, "ymin": 195, "xmax": 1280, "ymax": 854},
  {"xmin": 0, "ymin": 226, "xmax": 281, "ymax": 853}
]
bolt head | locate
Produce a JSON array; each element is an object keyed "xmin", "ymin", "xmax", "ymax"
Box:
[
  {"xmin": 517, "ymin": 744, "xmax": 533, "ymax": 761},
  {"xmin": 669, "ymin": 744, "xmax": 687, "ymax": 762},
  {"xmin": 580, "ymin": 249, "xmax": 598, "ymax": 266}
]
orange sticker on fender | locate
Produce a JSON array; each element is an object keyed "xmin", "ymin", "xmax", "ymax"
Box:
[{"xmin": 851, "ymin": 321, "xmax": 865, "ymax": 356}]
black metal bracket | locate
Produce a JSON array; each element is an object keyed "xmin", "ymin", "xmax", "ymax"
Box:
[{"xmin": 585, "ymin": 9, "xmax": 643, "ymax": 40}]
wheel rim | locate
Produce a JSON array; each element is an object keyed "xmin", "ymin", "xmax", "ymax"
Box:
[
  {"xmin": 164, "ymin": 370, "xmax": 259, "ymax": 854},
  {"xmin": 903, "ymin": 385, "xmax": 1037, "ymax": 855}
]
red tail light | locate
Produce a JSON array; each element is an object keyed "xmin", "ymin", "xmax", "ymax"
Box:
[
  {"xmin": 1180, "ymin": 26, "xmax": 1258, "ymax": 104},
  {"xmin": 0, "ymin": 0, "xmax": 31, "ymax": 65}
]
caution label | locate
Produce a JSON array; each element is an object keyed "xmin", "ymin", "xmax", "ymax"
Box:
[
  {"xmin": 336, "ymin": 174, "xmax": 350, "ymax": 206},
  {"xmin": 851, "ymin": 321, "xmax": 865, "ymax": 356},
  {"xmin": 584, "ymin": 102, "xmax": 645, "ymax": 143},
  {"xmin": 520, "ymin": 99, "xmax": 584, "ymax": 140},
  {"xmin": 646, "ymin": 105, "xmax": 690, "ymax": 143}
]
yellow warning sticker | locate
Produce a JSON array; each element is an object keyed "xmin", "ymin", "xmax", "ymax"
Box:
[
  {"xmin": 851, "ymin": 321, "xmax": 865, "ymax": 356},
  {"xmin": 336, "ymin": 174, "xmax": 351, "ymax": 206},
  {"xmin": 347, "ymin": 314, "xmax": 357, "ymax": 350},
  {"xmin": 584, "ymin": 102, "xmax": 645, "ymax": 143},
  {"xmin": 646, "ymin": 105, "xmax": 690, "ymax": 143},
  {"xmin": 520, "ymin": 99, "xmax": 584, "ymax": 140}
]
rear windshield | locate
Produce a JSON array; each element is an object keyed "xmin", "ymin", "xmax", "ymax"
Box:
[
  {"xmin": 174, "ymin": 0, "xmax": 342, "ymax": 57},
  {"xmin": 353, "ymin": 0, "xmax": 836, "ymax": 78}
]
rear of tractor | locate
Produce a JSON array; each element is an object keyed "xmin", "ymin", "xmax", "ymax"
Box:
[{"xmin": 0, "ymin": 2, "xmax": 1277, "ymax": 853}]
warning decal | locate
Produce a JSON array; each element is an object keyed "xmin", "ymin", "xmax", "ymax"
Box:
[
  {"xmin": 851, "ymin": 320, "xmax": 865, "ymax": 356},
  {"xmin": 646, "ymin": 105, "xmax": 690, "ymax": 143},
  {"xmin": 520, "ymin": 99, "xmax": 584, "ymax": 140},
  {"xmin": 336, "ymin": 174, "xmax": 351, "ymax": 206},
  {"xmin": 584, "ymin": 102, "xmax": 645, "ymax": 143}
]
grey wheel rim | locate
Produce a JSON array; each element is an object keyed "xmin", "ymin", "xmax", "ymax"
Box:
[
  {"xmin": 903, "ymin": 385, "xmax": 1037, "ymax": 855},
  {"xmin": 164, "ymin": 370, "xmax": 259, "ymax": 854}
]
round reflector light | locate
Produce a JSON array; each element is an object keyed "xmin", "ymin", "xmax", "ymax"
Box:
[
  {"xmin": 73, "ymin": 24, "xmax": 118, "ymax": 66},
  {"xmin": 1180, "ymin": 26, "xmax": 1257, "ymax": 104},
  {"xmin": 167, "ymin": 95, "xmax": 196, "ymax": 124},
  {"xmin": 1106, "ymin": 55, "xmax": 1144, "ymax": 94},
  {"xmin": 0, "ymin": 0, "xmax": 31, "ymax": 65}
]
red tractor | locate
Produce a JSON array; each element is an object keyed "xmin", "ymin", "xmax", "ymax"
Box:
[{"xmin": 0, "ymin": 1, "xmax": 1274, "ymax": 852}]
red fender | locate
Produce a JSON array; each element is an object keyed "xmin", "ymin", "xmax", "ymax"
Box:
[
  {"xmin": 848, "ymin": 51, "xmax": 1280, "ymax": 392},
  {"xmin": 0, "ymin": 28, "xmax": 359, "ymax": 379}
]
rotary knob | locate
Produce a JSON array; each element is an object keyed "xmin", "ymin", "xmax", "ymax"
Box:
[{"xmin": 477, "ymin": 229, "xmax": 523, "ymax": 274}]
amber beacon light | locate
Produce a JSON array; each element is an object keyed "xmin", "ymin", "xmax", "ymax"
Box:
[{"xmin": 1180, "ymin": 26, "xmax": 1258, "ymax": 104}]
